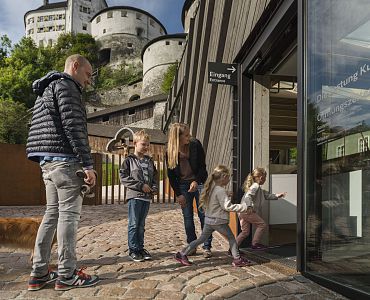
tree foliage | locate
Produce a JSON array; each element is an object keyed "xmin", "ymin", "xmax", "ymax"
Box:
[
  {"xmin": 0, "ymin": 98, "xmax": 30, "ymax": 144},
  {"xmin": 161, "ymin": 63, "xmax": 178, "ymax": 94}
]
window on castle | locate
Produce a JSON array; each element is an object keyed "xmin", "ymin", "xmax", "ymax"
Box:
[
  {"xmin": 136, "ymin": 27, "xmax": 144, "ymax": 36},
  {"xmin": 127, "ymin": 43, "xmax": 133, "ymax": 47},
  {"xmin": 178, "ymin": 41, "xmax": 183, "ymax": 45},
  {"xmin": 82, "ymin": 23, "xmax": 87, "ymax": 30},
  {"xmin": 358, "ymin": 136, "xmax": 369, "ymax": 152},
  {"xmin": 103, "ymin": 29, "xmax": 106, "ymax": 34},
  {"xmin": 128, "ymin": 108, "xmax": 135, "ymax": 115},
  {"xmin": 107, "ymin": 11, "xmax": 113, "ymax": 18},
  {"xmin": 96, "ymin": 16, "xmax": 101, "ymax": 23},
  {"xmin": 102, "ymin": 115, "xmax": 109, "ymax": 122},
  {"xmin": 136, "ymin": 13, "xmax": 142, "ymax": 20},
  {"xmin": 121, "ymin": 10, "xmax": 127, "ymax": 17},
  {"xmin": 165, "ymin": 41, "xmax": 170, "ymax": 45}
]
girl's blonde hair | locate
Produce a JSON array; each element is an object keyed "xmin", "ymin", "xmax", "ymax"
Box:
[
  {"xmin": 167, "ymin": 122, "xmax": 189, "ymax": 169},
  {"xmin": 200, "ymin": 165, "xmax": 230, "ymax": 209},
  {"xmin": 242, "ymin": 167, "xmax": 267, "ymax": 192}
]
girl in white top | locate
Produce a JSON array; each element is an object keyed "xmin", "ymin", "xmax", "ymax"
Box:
[
  {"xmin": 174, "ymin": 165, "xmax": 252, "ymax": 267},
  {"xmin": 236, "ymin": 167, "xmax": 286, "ymax": 250}
]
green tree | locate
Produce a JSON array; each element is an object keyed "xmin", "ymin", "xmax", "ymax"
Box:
[
  {"xmin": 0, "ymin": 35, "xmax": 12, "ymax": 66},
  {"xmin": 0, "ymin": 99, "xmax": 30, "ymax": 144},
  {"xmin": 161, "ymin": 63, "xmax": 178, "ymax": 94}
]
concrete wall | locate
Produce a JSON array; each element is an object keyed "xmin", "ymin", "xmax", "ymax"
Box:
[
  {"xmin": 25, "ymin": 7, "xmax": 67, "ymax": 47},
  {"xmin": 141, "ymin": 37, "xmax": 186, "ymax": 98}
]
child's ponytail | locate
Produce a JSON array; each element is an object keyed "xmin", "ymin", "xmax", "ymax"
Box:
[{"xmin": 200, "ymin": 165, "xmax": 230, "ymax": 209}]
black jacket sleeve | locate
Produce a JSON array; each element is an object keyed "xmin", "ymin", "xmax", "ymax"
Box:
[
  {"xmin": 193, "ymin": 139, "xmax": 208, "ymax": 184},
  {"xmin": 166, "ymin": 152, "xmax": 182, "ymax": 197}
]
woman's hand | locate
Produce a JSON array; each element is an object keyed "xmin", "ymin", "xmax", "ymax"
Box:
[
  {"xmin": 176, "ymin": 195, "xmax": 186, "ymax": 208},
  {"xmin": 188, "ymin": 181, "xmax": 198, "ymax": 192},
  {"xmin": 246, "ymin": 206, "xmax": 254, "ymax": 215},
  {"xmin": 142, "ymin": 184, "xmax": 152, "ymax": 193}
]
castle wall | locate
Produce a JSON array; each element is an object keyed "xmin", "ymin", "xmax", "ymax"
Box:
[{"xmin": 141, "ymin": 36, "xmax": 186, "ymax": 98}]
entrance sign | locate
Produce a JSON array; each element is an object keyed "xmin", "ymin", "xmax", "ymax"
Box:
[{"xmin": 208, "ymin": 62, "xmax": 238, "ymax": 86}]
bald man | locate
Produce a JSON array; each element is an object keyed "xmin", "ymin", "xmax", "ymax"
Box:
[{"xmin": 26, "ymin": 54, "xmax": 99, "ymax": 291}]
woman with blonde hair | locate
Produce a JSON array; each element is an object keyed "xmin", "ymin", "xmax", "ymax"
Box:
[
  {"xmin": 166, "ymin": 123, "xmax": 212, "ymax": 258},
  {"xmin": 174, "ymin": 165, "xmax": 251, "ymax": 267}
]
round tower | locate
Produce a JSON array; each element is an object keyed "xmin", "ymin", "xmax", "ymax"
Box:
[
  {"xmin": 182, "ymin": 0, "xmax": 200, "ymax": 33},
  {"xmin": 141, "ymin": 34, "xmax": 187, "ymax": 98},
  {"xmin": 90, "ymin": 6, "xmax": 167, "ymax": 67}
]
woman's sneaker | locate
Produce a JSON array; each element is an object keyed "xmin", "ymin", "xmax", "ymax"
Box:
[
  {"xmin": 55, "ymin": 268, "xmax": 99, "ymax": 291},
  {"xmin": 174, "ymin": 252, "xmax": 192, "ymax": 266},
  {"xmin": 28, "ymin": 270, "xmax": 58, "ymax": 291},
  {"xmin": 140, "ymin": 249, "xmax": 152, "ymax": 260},
  {"xmin": 232, "ymin": 257, "xmax": 252, "ymax": 267},
  {"xmin": 251, "ymin": 243, "xmax": 268, "ymax": 251}
]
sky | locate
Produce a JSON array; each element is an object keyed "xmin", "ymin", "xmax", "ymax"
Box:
[{"xmin": 0, "ymin": 0, "xmax": 184, "ymax": 45}]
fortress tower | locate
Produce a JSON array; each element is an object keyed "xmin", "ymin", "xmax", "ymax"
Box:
[{"xmin": 90, "ymin": 6, "xmax": 167, "ymax": 67}]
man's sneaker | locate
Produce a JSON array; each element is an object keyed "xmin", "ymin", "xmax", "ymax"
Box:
[
  {"xmin": 55, "ymin": 268, "xmax": 99, "ymax": 291},
  {"xmin": 28, "ymin": 270, "xmax": 58, "ymax": 291},
  {"xmin": 140, "ymin": 249, "xmax": 152, "ymax": 260},
  {"xmin": 232, "ymin": 257, "xmax": 252, "ymax": 267},
  {"xmin": 174, "ymin": 252, "xmax": 192, "ymax": 266},
  {"xmin": 129, "ymin": 251, "xmax": 145, "ymax": 262},
  {"xmin": 203, "ymin": 249, "xmax": 212, "ymax": 258},
  {"xmin": 251, "ymin": 243, "xmax": 268, "ymax": 251}
]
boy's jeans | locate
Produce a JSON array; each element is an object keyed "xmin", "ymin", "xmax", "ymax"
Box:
[
  {"xmin": 127, "ymin": 198, "xmax": 150, "ymax": 253},
  {"xmin": 31, "ymin": 161, "xmax": 84, "ymax": 278},
  {"xmin": 179, "ymin": 183, "xmax": 212, "ymax": 250}
]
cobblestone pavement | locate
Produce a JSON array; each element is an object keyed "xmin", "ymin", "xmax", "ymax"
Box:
[{"xmin": 0, "ymin": 204, "xmax": 348, "ymax": 300}]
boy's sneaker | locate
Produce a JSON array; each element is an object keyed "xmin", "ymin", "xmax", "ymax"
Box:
[
  {"xmin": 55, "ymin": 268, "xmax": 99, "ymax": 291},
  {"xmin": 140, "ymin": 249, "xmax": 152, "ymax": 260},
  {"xmin": 129, "ymin": 251, "xmax": 145, "ymax": 262},
  {"xmin": 174, "ymin": 252, "xmax": 192, "ymax": 266},
  {"xmin": 251, "ymin": 243, "xmax": 268, "ymax": 251},
  {"xmin": 203, "ymin": 249, "xmax": 212, "ymax": 258},
  {"xmin": 28, "ymin": 270, "xmax": 58, "ymax": 291},
  {"xmin": 232, "ymin": 257, "xmax": 252, "ymax": 267}
]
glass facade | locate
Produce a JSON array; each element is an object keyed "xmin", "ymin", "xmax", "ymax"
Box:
[{"xmin": 305, "ymin": 0, "xmax": 370, "ymax": 293}]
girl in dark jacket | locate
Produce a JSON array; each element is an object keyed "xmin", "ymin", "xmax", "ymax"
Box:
[{"xmin": 166, "ymin": 123, "xmax": 212, "ymax": 258}]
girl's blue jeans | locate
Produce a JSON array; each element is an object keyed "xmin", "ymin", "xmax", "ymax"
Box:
[{"xmin": 179, "ymin": 182, "xmax": 212, "ymax": 250}]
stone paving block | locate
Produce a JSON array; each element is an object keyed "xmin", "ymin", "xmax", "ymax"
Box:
[
  {"xmin": 185, "ymin": 292, "xmax": 204, "ymax": 300},
  {"xmin": 229, "ymin": 279, "xmax": 255, "ymax": 291},
  {"xmin": 60, "ymin": 286, "xmax": 99, "ymax": 298},
  {"xmin": 123, "ymin": 288, "xmax": 159, "ymax": 299},
  {"xmin": 258, "ymin": 283, "xmax": 289, "ymax": 297},
  {"xmin": 201, "ymin": 270, "xmax": 226, "ymax": 279},
  {"xmin": 206, "ymin": 285, "xmax": 240, "ymax": 299},
  {"xmin": 209, "ymin": 274, "xmax": 237, "ymax": 286},
  {"xmin": 187, "ymin": 275, "xmax": 209, "ymax": 286},
  {"xmin": 228, "ymin": 288, "xmax": 268, "ymax": 300},
  {"xmin": 249, "ymin": 275, "xmax": 276, "ymax": 286},
  {"xmin": 279, "ymin": 280, "xmax": 310, "ymax": 294},
  {"xmin": 128, "ymin": 279, "xmax": 159, "ymax": 289},
  {"xmin": 96, "ymin": 285, "xmax": 127, "ymax": 297},
  {"xmin": 194, "ymin": 282, "xmax": 220, "ymax": 295},
  {"xmin": 155, "ymin": 290, "xmax": 185, "ymax": 300},
  {"xmin": 0, "ymin": 291, "xmax": 22, "ymax": 299}
]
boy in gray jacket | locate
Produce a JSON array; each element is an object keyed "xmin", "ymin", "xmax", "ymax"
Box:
[{"xmin": 120, "ymin": 130, "xmax": 158, "ymax": 262}]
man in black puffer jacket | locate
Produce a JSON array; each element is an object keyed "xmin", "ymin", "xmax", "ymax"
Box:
[{"xmin": 26, "ymin": 54, "xmax": 99, "ymax": 292}]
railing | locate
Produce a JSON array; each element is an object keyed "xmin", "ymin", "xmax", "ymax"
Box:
[{"xmin": 97, "ymin": 153, "xmax": 175, "ymax": 204}]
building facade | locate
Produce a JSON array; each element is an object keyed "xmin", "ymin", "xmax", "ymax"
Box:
[
  {"xmin": 24, "ymin": 0, "xmax": 107, "ymax": 47},
  {"xmin": 161, "ymin": 0, "xmax": 370, "ymax": 298}
]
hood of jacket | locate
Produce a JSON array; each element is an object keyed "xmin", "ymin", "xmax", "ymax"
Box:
[{"xmin": 32, "ymin": 71, "xmax": 81, "ymax": 96}]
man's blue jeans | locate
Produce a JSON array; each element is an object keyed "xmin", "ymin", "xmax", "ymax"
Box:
[
  {"xmin": 127, "ymin": 198, "xmax": 150, "ymax": 253},
  {"xmin": 179, "ymin": 183, "xmax": 212, "ymax": 249}
]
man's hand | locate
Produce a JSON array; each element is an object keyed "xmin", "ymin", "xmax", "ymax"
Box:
[
  {"xmin": 188, "ymin": 181, "xmax": 198, "ymax": 192},
  {"xmin": 176, "ymin": 195, "xmax": 186, "ymax": 208},
  {"xmin": 84, "ymin": 169, "xmax": 96, "ymax": 187},
  {"xmin": 142, "ymin": 184, "xmax": 152, "ymax": 193}
]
